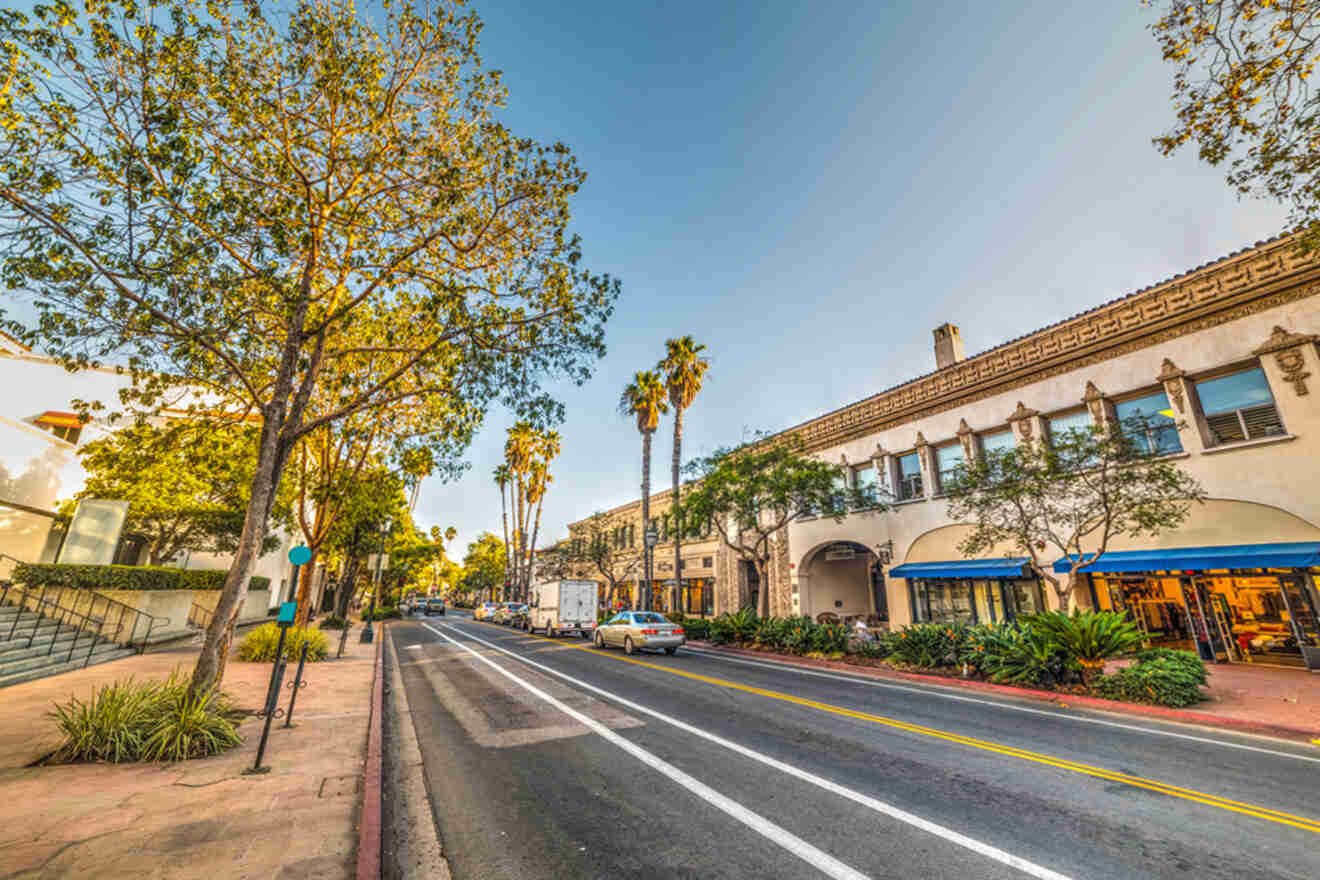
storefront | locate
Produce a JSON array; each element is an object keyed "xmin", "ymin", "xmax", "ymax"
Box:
[
  {"xmin": 1058, "ymin": 543, "xmax": 1320, "ymax": 671},
  {"xmin": 889, "ymin": 558, "xmax": 1047, "ymax": 625},
  {"xmin": 681, "ymin": 577, "xmax": 715, "ymax": 617}
]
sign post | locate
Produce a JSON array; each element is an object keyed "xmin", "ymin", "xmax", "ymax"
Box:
[
  {"xmin": 245, "ymin": 601, "xmax": 297, "ymax": 774},
  {"xmin": 643, "ymin": 529, "xmax": 659, "ymax": 610},
  {"xmin": 286, "ymin": 544, "xmax": 312, "ymax": 619}
]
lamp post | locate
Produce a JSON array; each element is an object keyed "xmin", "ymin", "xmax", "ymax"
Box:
[{"xmin": 360, "ymin": 516, "xmax": 392, "ymax": 644}]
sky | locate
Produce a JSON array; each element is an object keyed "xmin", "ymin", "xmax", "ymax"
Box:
[{"xmin": 416, "ymin": 0, "xmax": 1289, "ymax": 560}]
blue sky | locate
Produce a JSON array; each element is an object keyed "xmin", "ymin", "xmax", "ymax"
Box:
[{"xmin": 419, "ymin": 0, "xmax": 1289, "ymax": 560}]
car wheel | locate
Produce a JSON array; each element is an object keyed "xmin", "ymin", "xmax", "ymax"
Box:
[
  {"xmin": 580, "ymin": 630, "xmax": 588, "ymax": 639},
  {"xmin": 594, "ymin": 632, "xmax": 605, "ymax": 650},
  {"xmin": 624, "ymin": 636, "xmax": 636, "ymax": 655},
  {"xmin": 664, "ymin": 647, "xmax": 677, "ymax": 655}
]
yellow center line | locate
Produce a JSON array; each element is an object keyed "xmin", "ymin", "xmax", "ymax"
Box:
[{"xmin": 469, "ymin": 620, "xmax": 1320, "ymax": 834}]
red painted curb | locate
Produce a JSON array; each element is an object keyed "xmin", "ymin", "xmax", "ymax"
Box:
[
  {"xmin": 688, "ymin": 641, "xmax": 1320, "ymax": 744},
  {"xmin": 356, "ymin": 629, "xmax": 385, "ymax": 880}
]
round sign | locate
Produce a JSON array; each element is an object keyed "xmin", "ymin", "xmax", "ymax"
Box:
[{"xmin": 289, "ymin": 545, "xmax": 312, "ymax": 566}]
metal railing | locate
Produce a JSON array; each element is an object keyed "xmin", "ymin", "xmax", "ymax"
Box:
[
  {"xmin": 0, "ymin": 582, "xmax": 170, "ymax": 669},
  {"xmin": 187, "ymin": 600, "xmax": 214, "ymax": 631}
]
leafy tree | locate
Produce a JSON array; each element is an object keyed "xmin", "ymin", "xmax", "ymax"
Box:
[
  {"xmin": 1146, "ymin": 0, "xmax": 1320, "ymax": 245},
  {"xmin": 659, "ymin": 336, "xmax": 710, "ymax": 613},
  {"xmin": 0, "ymin": 0, "xmax": 616, "ymax": 696},
  {"xmin": 460, "ymin": 532, "xmax": 507, "ymax": 602},
  {"xmin": 72, "ymin": 422, "xmax": 282, "ymax": 565},
  {"xmin": 682, "ymin": 435, "xmax": 879, "ymax": 617},
  {"xmin": 562, "ymin": 511, "xmax": 643, "ymax": 607},
  {"xmin": 619, "ymin": 370, "xmax": 668, "ymax": 609},
  {"xmin": 945, "ymin": 418, "xmax": 1206, "ymax": 612}
]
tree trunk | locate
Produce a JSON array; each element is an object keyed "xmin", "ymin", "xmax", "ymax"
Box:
[
  {"xmin": 755, "ymin": 556, "xmax": 770, "ymax": 618},
  {"xmin": 526, "ymin": 496, "xmax": 545, "ymax": 602},
  {"xmin": 293, "ymin": 547, "xmax": 319, "ymax": 628},
  {"xmin": 499, "ymin": 482, "xmax": 511, "ymax": 595},
  {"xmin": 513, "ymin": 475, "xmax": 525, "ymax": 601},
  {"xmin": 335, "ymin": 554, "xmax": 362, "ymax": 658},
  {"xmin": 671, "ymin": 405, "xmax": 683, "ymax": 615},
  {"xmin": 640, "ymin": 429, "xmax": 652, "ymax": 610}
]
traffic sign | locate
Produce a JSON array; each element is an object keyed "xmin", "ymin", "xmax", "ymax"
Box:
[
  {"xmin": 645, "ymin": 529, "xmax": 658, "ymax": 547},
  {"xmin": 276, "ymin": 601, "xmax": 297, "ymax": 625},
  {"xmin": 289, "ymin": 545, "xmax": 312, "ymax": 566}
]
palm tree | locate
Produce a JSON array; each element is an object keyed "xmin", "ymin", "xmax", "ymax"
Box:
[
  {"xmin": 523, "ymin": 431, "xmax": 561, "ymax": 597},
  {"xmin": 659, "ymin": 336, "xmax": 710, "ymax": 614},
  {"xmin": 620, "ymin": 370, "xmax": 669, "ymax": 609},
  {"xmin": 505, "ymin": 422, "xmax": 537, "ymax": 598},
  {"xmin": 493, "ymin": 464, "xmax": 512, "ymax": 596}
]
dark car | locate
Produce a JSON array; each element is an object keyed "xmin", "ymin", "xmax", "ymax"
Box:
[{"xmin": 423, "ymin": 598, "xmax": 446, "ymax": 616}]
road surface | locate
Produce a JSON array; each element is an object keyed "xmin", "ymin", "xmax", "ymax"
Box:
[{"xmin": 386, "ymin": 613, "xmax": 1319, "ymax": 879}]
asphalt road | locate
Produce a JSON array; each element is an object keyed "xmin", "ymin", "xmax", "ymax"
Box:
[{"xmin": 388, "ymin": 612, "xmax": 1320, "ymax": 880}]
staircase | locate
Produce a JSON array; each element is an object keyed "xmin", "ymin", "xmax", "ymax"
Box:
[{"xmin": 0, "ymin": 585, "xmax": 164, "ymax": 688}]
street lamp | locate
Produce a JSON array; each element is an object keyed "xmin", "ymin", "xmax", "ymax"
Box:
[{"xmin": 360, "ymin": 515, "xmax": 393, "ymax": 644}]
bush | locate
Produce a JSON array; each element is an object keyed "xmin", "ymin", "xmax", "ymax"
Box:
[
  {"xmin": 237, "ymin": 623, "xmax": 329, "ymax": 663},
  {"xmin": 48, "ymin": 674, "xmax": 241, "ymax": 764},
  {"xmin": 681, "ymin": 618, "xmax": 711, "ymax": 640},
  {"xmin": 1133, "ymin": 647, "xmax": 1208, "ymax": 684},
  {"xmin": 889, "ymin": 623, "xmax": 971, "ymax": 668},
  {"xmin": 1093, "ymin": 655, "xmax": 1208, "ymax": 707},
  {"xmin": 318, "ymin": 614, "xmax": 350, "ymax": 630},
  {"xmin": 363, "ymin": 607, "xmax": 402, "ymax": 622},
  {"xmin": 14, "ymin": 562, "xmax": 269, "ymax": 593},
  {"xmin": 978, "ymin": 622, "xmax": 1069, "ymax": 687},
  {"xmin": 1023, "ymin": 610, "xmax": 1145, "ymax": 681}
]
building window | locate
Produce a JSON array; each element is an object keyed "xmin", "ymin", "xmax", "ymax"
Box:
[
  {"xmin": 934, "ymin": 443, "xmax": 964, "ymax": 493},
  {"xmin": 979, "ymin": 428, "xmax": 1015, "ymax": 458},
  {"xmin": 1114, "ymin": 390, "xmax": 1182, "ymax": 455},
  {"xmin": 702, "ymin": 556, "xmax": 713, "ymax": 568},
  {"xmin": 1195, "ymin": 367, "xmax": 1285, "ymax": 445},
  {"xmin": 910, "ymin": 579, "xmax": 974, "ymax": 623},
  {"xmin": 679, "ymin": 559, "xmax": 686, "ymax": 570},
  {"xmin": 1047, "ymin": 409, "xmax": 1092, "ymax": 442},
  {"xmin": 852, "ymin": 464, "xmax": 879, "ymax": 506},
  {"xmin": 896, "ymin": 451, "xmax": 923, "ymax": 501}
]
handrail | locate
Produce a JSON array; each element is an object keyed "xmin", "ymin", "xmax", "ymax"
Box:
[
  {"xmin": 0, "ymin": 582, "xmax": 171, "ymax": 669},
  {"xmin": 187, "ymin": 600, "xmax": 214, "ymax": 632}
]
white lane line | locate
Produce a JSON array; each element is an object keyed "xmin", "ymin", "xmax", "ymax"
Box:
[
  {"xmin": 426, "ymin": 624, "xmax": 869, "ymax": 880},
  {"xmin": 681, "ymin": 646, "xmax": 1320, "ymax": 765},
  {"xmin": 430, "ymin": 623, "xmax": 1072, "ymax": 880}
]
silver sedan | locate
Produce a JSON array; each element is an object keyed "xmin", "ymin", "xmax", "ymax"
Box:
[{"xmin": 593, "ymin": 611, "xmax": 685, "ymax": 655}]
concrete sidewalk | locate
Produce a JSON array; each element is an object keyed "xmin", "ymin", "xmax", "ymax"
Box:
[{"xmin": 0, "ymin": 627, "xmax": 378, "ymax": 880}]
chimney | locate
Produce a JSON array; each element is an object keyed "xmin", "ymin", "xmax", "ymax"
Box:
[{"xmin": 933, "ymin": 323, "xmax": 965, "ymax": 370}]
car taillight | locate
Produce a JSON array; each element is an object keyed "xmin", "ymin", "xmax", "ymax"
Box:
[
  {"xmin": 672, "ymin": 628, "xmax": 684, "ymax": 635},
  {"xmin": 640, "ymin": 628, "xmax": 659, "ymax": 635}
]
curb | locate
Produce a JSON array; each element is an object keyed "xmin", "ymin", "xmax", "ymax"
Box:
[
  {"xmin": 356, "ymin": 627, "xmax": 385, "ymax": 880},
  {"xmin": 689, "ymin": 641, "xmax": 1320, "ymax": 744}
]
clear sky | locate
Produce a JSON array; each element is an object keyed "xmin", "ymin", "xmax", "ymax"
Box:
[{"xmin": 417, "ymin": 0, "xmax": 1290, "ymax": 561}]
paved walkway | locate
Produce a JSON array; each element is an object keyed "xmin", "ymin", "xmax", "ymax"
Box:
[
  {"xmin": 0, "ymin": 626, "xmax": 378, "ymax": 880},
  {"xmin": 1171, "ymin": 659, "xmax": 1320, "ymax": 732}
]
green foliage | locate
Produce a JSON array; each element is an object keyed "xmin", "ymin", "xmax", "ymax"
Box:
[
  {"xmin": 1133, "ymin": 647, "xmax": 1208, "ymax": 685},
  {"xmin": 945, "ymin": 418, "xmax": 1205, "ymax": 609},
  {"xmin": 977, "ymin": 622, "xmax": 1070, "ymax": 687},
  {"xmin": 1023, "ymin": 610, "xmax": 1146, "ymax": 673},
  {"xmin": 236, "ymin": 624, "xmax": 329, "ymax": 663},
  {"xmin": 679, "ymin": 618, "xmax": 710, "ymax": 640},
  {"xmin": 48, "ymin": 675, "xmax": 240, "ymax": 764},
  {"xmin": 318, "ymin": 614, "xmax": 350, "ymax": 630},
  {"xmin": 1093, "ymin": 656, "xmax": 1209, "ymax": 708},
  {"xmin": 363, "ymin": 607, "xmax": 402, "ymax": 622},
  {"xmin": 14, "ymin": 563, "xmax": 269, "ymax": 593},
  {"xmin": 889, "ymin": 622, "xmax": 980, "ymax": 669},
  {"xmin": 709, "ymin": 611, "xmax": 848, "ymax": 656},
  {"xmin": 460, "ymin": 532, "xmax": 507, "ymax": 600}
]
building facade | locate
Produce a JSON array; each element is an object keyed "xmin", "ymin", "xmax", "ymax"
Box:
[{"xmin": 568, "ymin": 234, "xmax": 1320, "ymax": 670}]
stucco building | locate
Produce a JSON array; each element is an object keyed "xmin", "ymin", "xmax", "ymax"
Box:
[{"xmin": 567, "ymin": 234, "xmax": 1320, "ymax": 671}]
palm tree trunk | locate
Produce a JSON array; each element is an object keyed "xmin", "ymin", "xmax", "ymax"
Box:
[
  {"xmin": 514, "ymin": 474, "xmax": 525, "ymax": 602},
  {"xmin": 671, "ymin": 405, "xmax": 683, "ymax": 615},
  {"xmin": 499, "ymin": 481, "xmax": 511, "ymax": 590},
  {"xmin": 640, "ymin": 430, "xmax": 652, "ymax": 610},
  {"xmin": 526, "ymin": 496, "xmax": 545, "ymax": 601}
]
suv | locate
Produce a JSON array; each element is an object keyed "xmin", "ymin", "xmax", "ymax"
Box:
[{"xmin": 423, "ymin": 597, "xmax": 446, "ymax": 616}]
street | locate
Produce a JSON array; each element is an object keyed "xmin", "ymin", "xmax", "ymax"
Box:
[{"xmin": 386, "ymin": 614, "xmax": 1319, "ymax": 880}]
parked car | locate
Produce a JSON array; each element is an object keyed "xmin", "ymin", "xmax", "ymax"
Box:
[
  {"xmin": 474, "ymin": 601, "xmax": 500, "ymax": 621},
  {"xmin": 506, "ymin": 603, "xmax": 531, "ymax": 628},
  {"xmin": 423, "ymin": 597, "xmax": 446, "ymax": 616},
  {"xmin": 493, "ymin": 601, "xmax": 523, "ymax": 625},
  {"xmin": 594, "ymin": 611, "xmax": 685, "ymax": 655},
  {"xmin": 527, "ymin": 579, "xmax": 597, "ymax": 638}
]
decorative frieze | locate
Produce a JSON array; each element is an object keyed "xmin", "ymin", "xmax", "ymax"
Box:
[{"xmin": 1252, "ymin": 325, "xmax": 1318, "ymax": 397}]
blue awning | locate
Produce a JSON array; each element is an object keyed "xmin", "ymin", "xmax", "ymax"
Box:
[
  {"xmin": 888, "ymin": 558, "xmax": 1030, "ymax": 579},
  {"xmin": 1051, "ymin": 542, "xmax": 1320, "ymax": 574}
]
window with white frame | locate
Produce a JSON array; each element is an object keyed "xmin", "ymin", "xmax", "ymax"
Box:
[
  {"xmin": 1114, "ymin": 390, "xmax": 1182, "ymax": 455},
  {"xmin": 896, "ymin": 451, "xmax": 923, "ymax": 501},
  {"xmin": 979, "ymin": 428, "xmax": 1014, "ymax": 458},
  {"xmin": 1194, "ymin": 367, "xmax": 1285, "ymax": 445},
  {"xmin": 935, "ymin": 442, "xmax": 965, "ymax": 493}
]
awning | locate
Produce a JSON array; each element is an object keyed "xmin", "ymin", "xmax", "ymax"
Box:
[
  {"xmin": 1051, "ymin": 542, "xmax": 1320, "ymax": 574},
  {"xmin": 888, "ymin": 558, "xmax": 1030, "ymax": 579}
]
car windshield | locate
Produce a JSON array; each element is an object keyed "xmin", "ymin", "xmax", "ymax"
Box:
[{"xmin": 632, "ymin": 613, "xmax": 667, "ymax": 623}]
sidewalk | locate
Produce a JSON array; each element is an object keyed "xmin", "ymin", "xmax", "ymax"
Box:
[
  {"xmin": 0, "ymin": 627, "xmax": 378, "ymax": 880},
  {"xmin": 691, "ymin": 642, "xmax": 1320, "ymax": 742}
]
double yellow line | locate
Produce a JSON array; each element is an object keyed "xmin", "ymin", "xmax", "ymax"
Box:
[{"xmin": 477, "ymin": 620, "xmax": 1320, "ymax": 834}]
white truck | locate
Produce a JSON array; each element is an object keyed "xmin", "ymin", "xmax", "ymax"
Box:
[{"xmin": 526, "ymin": 579, "xmax": 599, "ymax": 638}]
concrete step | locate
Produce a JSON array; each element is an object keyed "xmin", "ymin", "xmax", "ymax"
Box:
[
  {"xmin": 0, "ymin": 641, "xmax": 127, "ymax": 677},
  {"xmin": 0, "ymin": 619, "xmax": 67, "ymax": 643},
  {"xmin": 0, "ymin": 635, "xmax": 107, "ymax": 665},
  {"xmin": 0, "ymin": 629, "xmax": 86, "ymax": 657},
  {"xmin": 0, "ymin": 647, "xmax": 137, "ymax": 689}
]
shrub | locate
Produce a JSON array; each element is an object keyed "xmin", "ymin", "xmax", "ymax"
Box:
[
  {"xmin": 753, "ymin": 616, "xmax": 791, "ymax": 651},
  {"xmin": 14, "ymin": 563, "xmax": 270, "ymax": 593},
  {"xmin": 681, "ymin": 618, "xmax": 711, "ymax": 640},
  {"xmin": 237, "ymin": 623, "xmax": 329, "ymax": 663},
  {"xmin": 1023, "ymin": 610, "xmax": 1145, "ymax": 681},
  {"xmin": 318, "ymin": 614, "xmax": 350, "ymax": 630},
  {"xmin": 1093, "ymin": 656, "xmax": 1208, "ymax": 707},
  {"xmin": 808, "ymin": 622, "xmax": 849, "ymax": 655},
  {"xmin": 1133, "ymin": 647, "xmax": 1208, "ymax": 684},
  {"xmin": 47, "ymin": 674, "xmax": 240, "ymax": 764},
  {"xmin": 889, "ymin": 623, "xmax": 974, "ymax": 668},
  {"xmin": 363, "ymin": 607, "xmax": 402, "ymax": 622},
  {"xmin": 708, "ymin": 608, "xmax": 759, "ymax": 645},
  {"xmin": 978, "ymin": 622, "xmax": 1069, "ymax": 687}
]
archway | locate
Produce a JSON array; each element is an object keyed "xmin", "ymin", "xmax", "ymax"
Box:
[{"xmin": 797, "ymin": 541, "xmax": 885, "ymax": 623}]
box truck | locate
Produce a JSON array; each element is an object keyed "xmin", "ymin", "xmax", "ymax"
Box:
[{"xmin": 527, "ymin": 579, "xmax": 598, "ymax": 638}]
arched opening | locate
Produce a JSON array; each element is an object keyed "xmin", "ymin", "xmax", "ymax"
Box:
[{"xmin": 797, "ymin": 541, "xmax": 886, "ymax": 624}]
